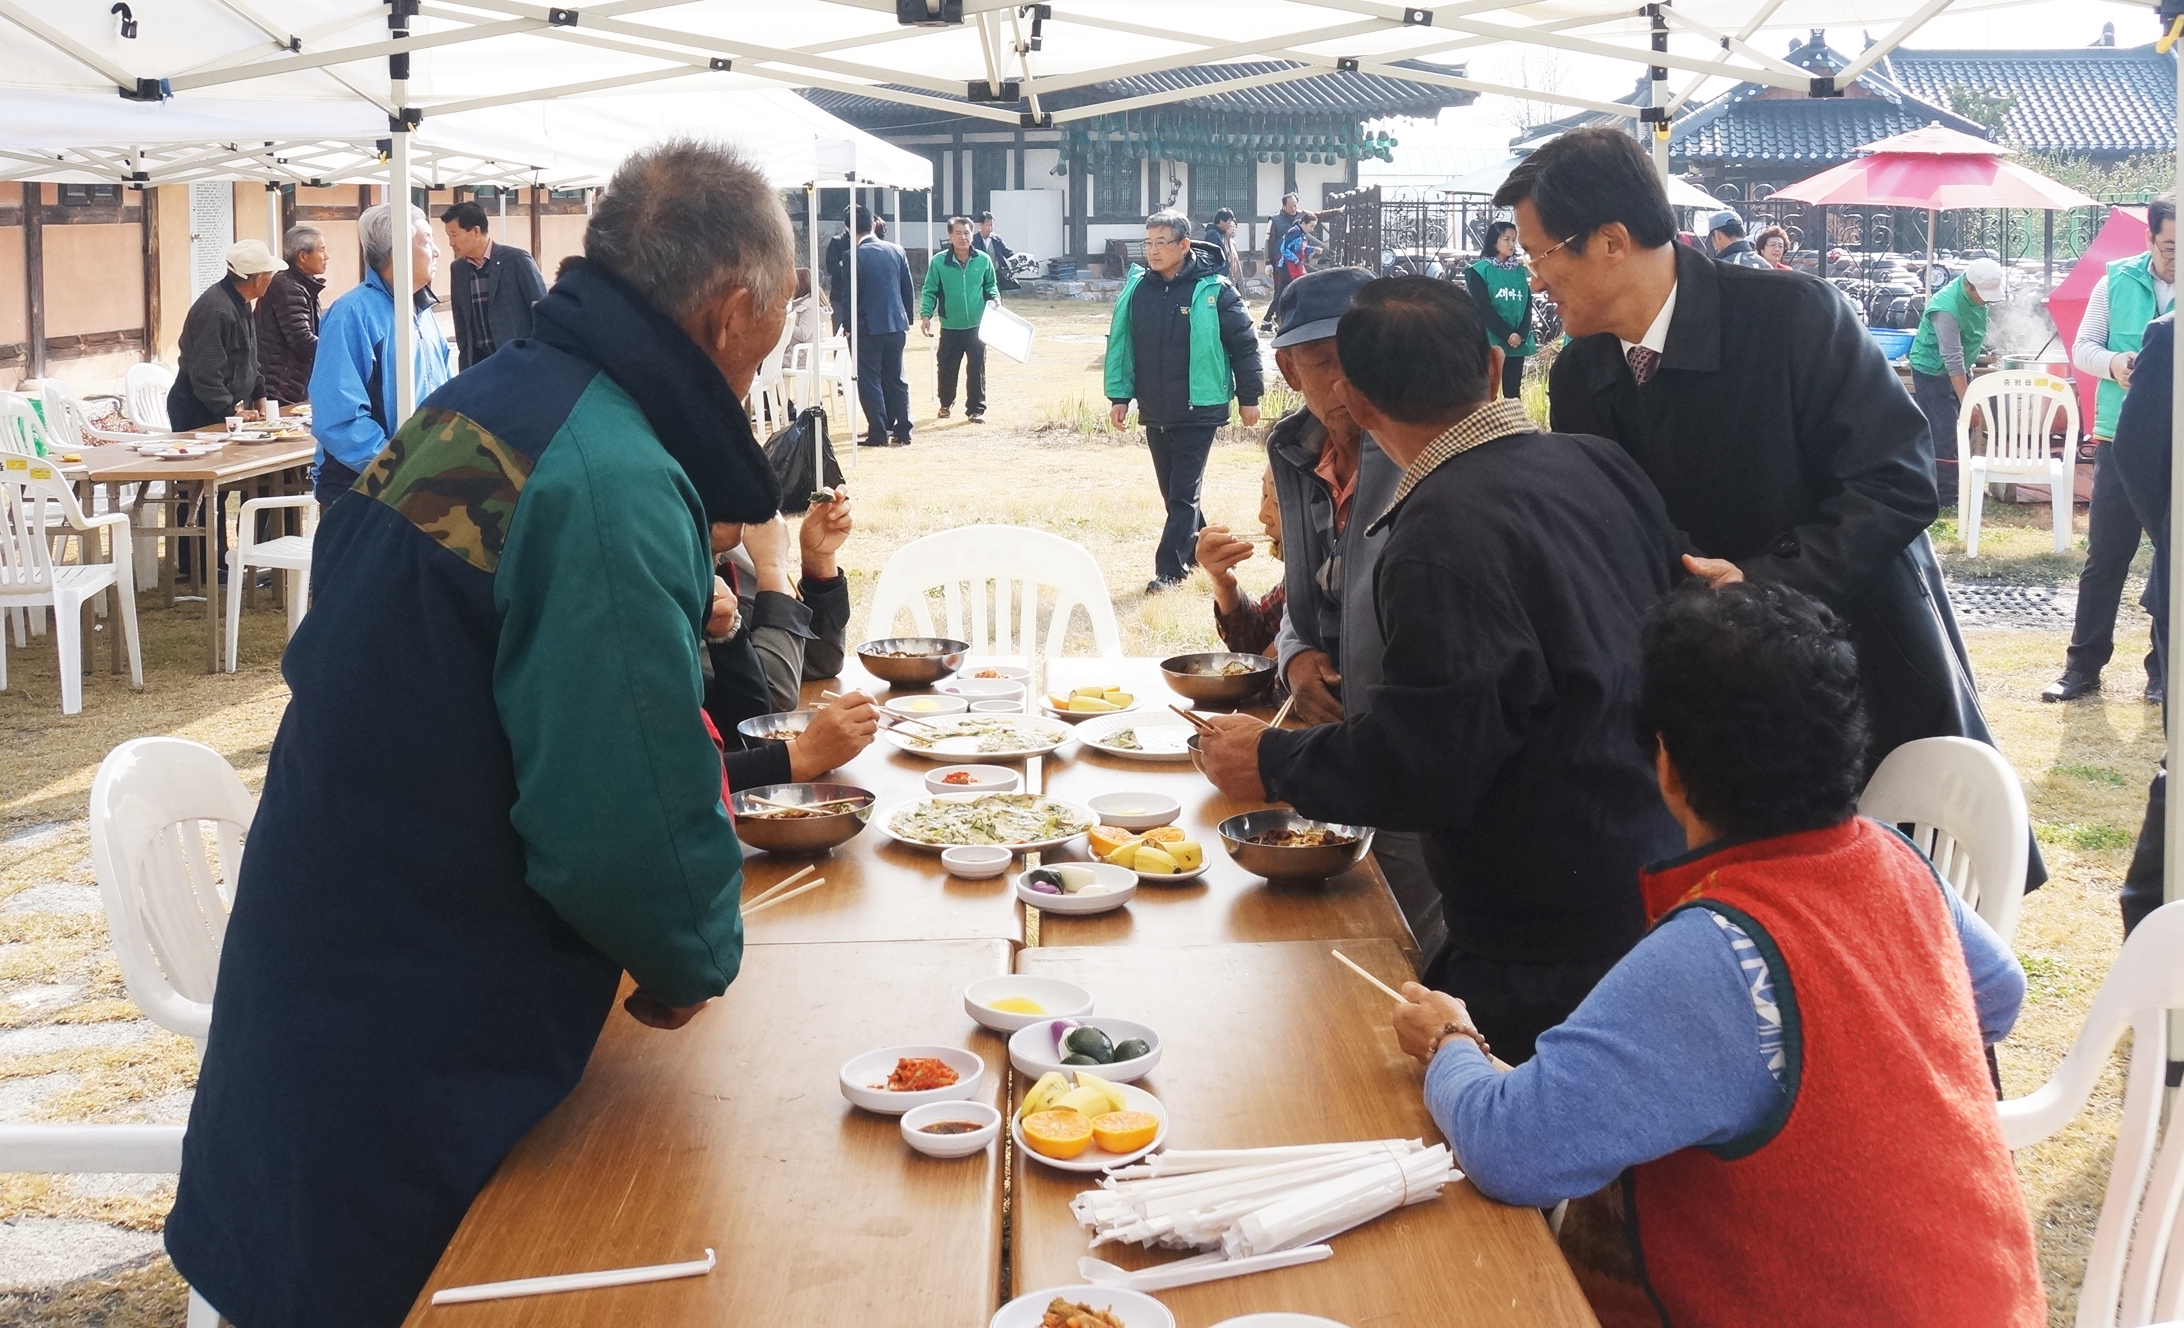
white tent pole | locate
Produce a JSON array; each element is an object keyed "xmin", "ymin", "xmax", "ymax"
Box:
[
  {"xmin": 392, "ymin": 129, "xmax": 416, "ymax": 422},
  {"xmin": 1649, "ymin": 3, "xmax": 1670, "ymax": 183},
  {"xmin": 2164, "ymin": 14, "xmax": 2184, "ymax": 915},
  {"xmin": 850, "ymin": 183, "xmax": 862, "ymax": 444},
  {"xmin": 266, "ymin": 186, "xmax": 282, "ymax": 264},
  {"xmin": 807, "ymin": 180, "xmax": 820, "ymax": 417}
]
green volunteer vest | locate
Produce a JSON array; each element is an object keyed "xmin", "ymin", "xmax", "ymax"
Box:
[
  {"xmin": 2095, "ymin": 251, "xmax": 2171, "ymax": 439},
  {"xmin": 1908, "ymin": 276, "xmax": 1988, "ymax": 378},
  {"xmin": 1469, "ymin": 259, "xmax": 1537, "ymax": 356},
  {"xmin": 1104, "ymin": 266, "xmax": 1238, "ymax": 407}
]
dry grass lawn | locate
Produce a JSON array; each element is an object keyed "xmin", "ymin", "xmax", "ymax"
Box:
[{"xmin": 0, "ymin": 300, "xmax": 2150, "ymax": 1325}]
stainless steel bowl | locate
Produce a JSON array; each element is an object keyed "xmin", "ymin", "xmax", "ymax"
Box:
[
  {"xmin": 731, "ymin": 782, "xmax": 876, "ymax": 854},
  {"xmin": 1217, "ymin": 809, "xmax": 1375, "ymax": 881},
  {"xmin": 857, "ymin": 637, "xmax": 971, "ymax": 687},
  {"xmin": 1186, "ymin": 733, "xmax": 1208, "ymax": 776},
  {"xmin": 1161, "ymin": 651, "xmax": 1276, "ymax": 706},
  {"xmin": 736, "ymin": 710, "xmax": 816, "ymax": 744}
]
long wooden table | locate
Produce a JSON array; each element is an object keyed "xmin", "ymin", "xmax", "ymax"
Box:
[
  {"xmin": 1013, "ymin": 939, "xmax": 1595, "ymax": 1327},
  {"xmin": 737, "ymin": 658, "xmax": 1417, "ymax": 960},
  {"xmin": 400, "ymin": 939, "xmax": 1012, "ymax": 1325},
  {"xmin": 58, "ymin": 438, "xmax": 315, "ymax": 672}
]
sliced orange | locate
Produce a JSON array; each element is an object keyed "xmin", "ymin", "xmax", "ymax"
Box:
[
  {"xmin": 1142, "ymin": 826, "xmax": 1186, "ymax": 844},
  {"xmin": 1022, "ymin": 1108, "xmax": 1095, "ymax": 1159},
  {"xmin": 1089, "ymin": 1110, "xmax": 1160, "ymax": 1154}
]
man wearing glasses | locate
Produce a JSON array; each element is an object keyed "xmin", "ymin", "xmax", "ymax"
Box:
[
  {"xmin": 1106, "ymin": 210, "xmax": 1263, "ymax": 593},
  {"xmin": 1496, "ymin": 128, "xmax": 2041, "ymax": 893}
]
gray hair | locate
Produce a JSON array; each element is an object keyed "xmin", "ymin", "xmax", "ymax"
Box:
[
  {"xmin": 584, "ymin": 138, "xmax": 795, "ymax": 322},
  {"xmin": 359, "ymin": 203, "xmax": 427, "ymax": 274},
  {"xmin": 1145, "ymin": 210, "xmax": 1191, "ymax": 243},
  {"xmin": 282, "ymin": 225, "xmax": 324, "ymax": 262}
]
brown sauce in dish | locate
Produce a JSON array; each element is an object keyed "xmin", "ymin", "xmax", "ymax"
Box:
[{"xmin": 918, "ymin": 1120, "xmax": 983, "ymax": 1135}]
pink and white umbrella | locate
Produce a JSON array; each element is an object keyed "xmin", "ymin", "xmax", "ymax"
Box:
[{"xmin": 1773, "ymin": 123, "xmax": 2098, "ymax": 212}]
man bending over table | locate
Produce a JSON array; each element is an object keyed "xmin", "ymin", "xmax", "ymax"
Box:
[
  {"xmin": 1196, "ymin": 276, "xmax": 1685, "ymax": 1061},
  {"xmin": 167, "ymin": 140, "xmax": 794, "ymax": 1328},
  {"xmin": 1394, "ymin": 581, "xmax": 2041, "ymax": 1326}
]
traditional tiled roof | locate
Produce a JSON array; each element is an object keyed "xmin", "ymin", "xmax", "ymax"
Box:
[
  {"xmin": 1666, "ymin": 37, "xmax": 1988, "ymax": 166},
  {"xmin": 1884, "ymin": 47, "xmax": 2177, "ymax": 157},
  {"xmin": 802, "ymin": 60, "xmax": 1471, "ymax": 132}
]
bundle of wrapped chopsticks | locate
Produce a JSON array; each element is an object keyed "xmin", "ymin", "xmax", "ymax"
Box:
[{"xmin": 1070, "ymin": 1139, "xmax": 1457, "ymax": 1259}]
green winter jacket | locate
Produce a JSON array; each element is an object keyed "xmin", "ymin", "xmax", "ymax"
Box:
[
  {"xmin": 2095, "ymin": 251, "xmax": 2172, "ymax": 439},
  {"xmin": 1104, "ymin": 265, "xmax": 1238, "ymax": 408},
  {"xmin": 1909, "ymin": 275, "xmax": 1988, "ymax": 378},
  {"xmin": 918, "ymin": 247, "xmax": 999, "ymax": 331}
]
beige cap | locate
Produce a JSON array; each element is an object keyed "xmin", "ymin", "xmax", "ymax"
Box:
[{"xmin": 225, "ymin": 238, "xmax": 284, "ymax": 277}]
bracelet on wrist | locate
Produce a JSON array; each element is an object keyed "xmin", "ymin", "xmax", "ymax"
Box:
[{"xmin": 1426, "ymin": 1020, "xmax": 1491, "ymax": 1061}]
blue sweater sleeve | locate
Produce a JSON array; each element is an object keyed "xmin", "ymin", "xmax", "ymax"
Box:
[
  {"xmin": 1424, "ymin": 909, "xmax": 1780, "ymax": 1207},
  {"xmin": 1945, "ymin": 883, "xmax": 2025, "ymax": 1045}
]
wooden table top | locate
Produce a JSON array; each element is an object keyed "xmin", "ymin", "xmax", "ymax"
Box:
[
  {"xmin": 735, "ymin": 659, "xmax": 1414, "ymax": 959},
  {"xmin": 55, "ymin": 438, "xmax": 315, "ymax": 483},
  {"xmin": 402, "ymin": 939, "xmax": 1013, "ymax": 1326},
  {"xmin": 1011, "ymin": 939, "xmax": 1598, "ymax": 1328}
]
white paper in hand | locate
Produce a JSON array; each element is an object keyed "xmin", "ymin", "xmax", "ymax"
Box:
[{"xmin": 981, "ymin": 301, "xmax": 1036, "ymax": 363}]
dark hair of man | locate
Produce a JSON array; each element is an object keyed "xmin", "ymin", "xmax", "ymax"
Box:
[
  {"xmin": 948, "ymin": 215, "xmax": 973, "ymax": 231},
  {"xmin": 851, "ymin": 204, "xmax": 876, "ymax": 236},
  {"xmin": 974, "ymin": 210, "xmax": 993, "ymax": 223},
  {"xmin": 1492, "ymin": 126, "xmax": 1677, "ymax": 255},
  {"xmin": 2152, "ymin": 193, "xmax": 2176, "ymax": 237},
  {"xmin": 1334, "ymin": 276, "xmax": 1492, "ymax": 424},
  {"xmin": 1478, "ymin": 218, "xmax": 1518, "ymax": 262},
  {"xmin": 440, "ymin": 201, "xmax": 489, "ymax": 234},
  {"xmin": 1213, "ymin": 207, "xmax": 1236, "ymax": 225},
  {"xmin": 1282, "ymin": 191, "xmax": 1299, "ymax": 204},
  {"xmin": 1636, "ymin": 581, "xmax": 1869, "ymax": 843}
]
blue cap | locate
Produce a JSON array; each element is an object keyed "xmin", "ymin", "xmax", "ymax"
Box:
[
  {"xmin": 1705, "ymin": 209, "xmax": 1743, "ymax": 236},
  {"xmin": 1270, "ymin": 267, "xmax": 1375, "ymax": 348}
]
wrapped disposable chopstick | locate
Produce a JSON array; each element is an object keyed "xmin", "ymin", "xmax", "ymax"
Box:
[{"xmin": 1071, "ymin": 1139, "xmax": 1457, "ymax": 1256}]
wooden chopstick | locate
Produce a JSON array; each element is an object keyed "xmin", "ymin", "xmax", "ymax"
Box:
[
  {"xmin": 739, "ymin": 863, "xmax": 815, "ymax": 911},
  {"xmin": 1168, "ymin": 703, "xmax": 1216, "ymax": 733},
  {"xmin": 1331, "ymin": 949, "xmax": 1405, "ymax": 1003},
  {"xmin": 741, "ymin": 876, "xmax": 825, "ymax": 918},
  {"xmin": 1268, "ymin": 694, "xmax": 1297, "ymax": 730}
]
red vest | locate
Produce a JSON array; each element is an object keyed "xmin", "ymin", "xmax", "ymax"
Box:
[{"xmin": 1629, "ymin": 818, "xmax": 2044, "ymax": 1327}]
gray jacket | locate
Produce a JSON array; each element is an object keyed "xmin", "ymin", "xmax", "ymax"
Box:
[
  {"xmin": 445, "ymin": 242, "xmax": 548, "ymax": 370},
  {"xmin": 1265, "ymin": 408, "xmax": 1402, "ymax": 709}
]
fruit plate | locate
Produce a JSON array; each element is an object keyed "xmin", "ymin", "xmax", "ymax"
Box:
[
  {"xmin": 1037, "ymin": 689, "xmax": 1141, "ymax": 724},
  {"xmin": 1011, "ymin": 1081, "xmax": 1168, "ymax": 1173},
  {"xmin": 1131, "ymin": 859, "xmax": 1209, "ymax": 886},
  {"xmin": 880, "ymin": 714, "xmax": 1073, "ymax": 762},
  {"xmin": 876, "ymin": 793, "xmax": 1094, "ymax": 853},
  {"xmin": 1072, "ymin": 712, "xmax": 1195, "ymax": 762},
  {"xmin": 992, "ymin": 1286, "xmax": 1175, "ymax": 1328},
  {"xmin": 1008, "ymin": 1017, "xmax": 1162, "ymax": 1083}
]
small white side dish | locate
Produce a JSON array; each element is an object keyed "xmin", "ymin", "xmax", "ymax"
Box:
[
  {"xmin": 963, "ymin": 975, "xmax": 1095, "ymax": 1032},
  {"xmin": 838, "ymin": 1044, "xmax": 983, "ymax": 1115},
  {"xmin": 1015, "ymin": 863, "xmax": 1136, "ymax": 915},
  {"xmin": 941, "ymin": 844, "xmax": 1015, "ymax": 878},
  {"xmin": 991, "ymin": 1286, "xmax": 1174, "ymax": 1328},
  {"xmin": 925, "ymin": 764, "xmax": 1021, "ymax": 796},
  {"xmin": 1086, "ymin": 792, "xmax": 1181, "ymax": 831},
  {"xmin": 901, "ymin": 1100, "xmax": 1001, "ymax": 1158},
  {"xmin": 1008, "ymin": 1017, "xmax": 1162, "ymax": 1083}
]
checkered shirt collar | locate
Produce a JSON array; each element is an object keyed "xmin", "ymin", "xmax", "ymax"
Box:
[{"xmin": 1367, "ymin": 398, "xmax": 1539, "ymax": 534}]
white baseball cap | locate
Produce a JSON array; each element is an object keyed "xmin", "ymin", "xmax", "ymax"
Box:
[
  {"xmin": 224, "ymin": 238, "xmax": 284, "ymax": 278},
  {"xmin": 1964, "ymin": 257, "xmax": 2006, "ymax": 301}
]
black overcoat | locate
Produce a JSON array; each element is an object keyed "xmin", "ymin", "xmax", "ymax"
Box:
[{"xmin": 1550, "ymin": 241, "xmax": 2044, "ymax": 886}]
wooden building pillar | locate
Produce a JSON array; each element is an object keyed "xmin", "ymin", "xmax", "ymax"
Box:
[
  {"xmin": 23, "ymin": 183, "xmax": 43, "ymax": 380},
  {"xmin": 142, "ymin": 187, "xmax": 160, "ymax": 363},
  {"xmin": 1283, "ymin": 155, "xmax": 1298, "ymax": 200},
  {"xmin": 1012, "ymin": 129, "xmax": 1026, "ymax": 192},
  {"xmin": 951, "ymin": 130, "xmax": 965, "ymax": 216},
  {"xmin": 530, "ymin": 185, "xmax": 542, "ymax": 257},
  {"xmin": 1068, "ymin": 155, "xmax": 1088, "ymax": 263}
]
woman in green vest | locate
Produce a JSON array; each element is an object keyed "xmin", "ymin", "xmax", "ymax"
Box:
[
  {"xmin": 1464, "ymin": 221, "xmax": 1536, "ymax": 399},
  {"xmin": 1906, "ymin": 257, "xmax": 2005, "ymax": 486}
]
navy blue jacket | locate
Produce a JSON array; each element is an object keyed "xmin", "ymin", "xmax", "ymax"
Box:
[
  {"xmin": 845, "ymin": 237, "xmax": 915, "ymax": 336},
  {"xmin": 1126, "ymin": 242, "xmax": 1263, "ymax": 427}
]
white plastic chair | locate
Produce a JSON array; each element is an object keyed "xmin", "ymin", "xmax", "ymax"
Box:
[
  {"xmin": 865, "ymin": 524, "xmax": 1123, "ymax": 658},
  {"xmin": 42, "ymin": 378, "xmax": 169, "ymax": 593},
  {"xmin": 0, "ymin": 391, "xmax": 55, "ymax": 457},
  {"xmin": 1958, "ymin": 370, "xmax": 2075, "ymax": 557},
  {"xmin": 88, "ymin": 736, "xmax": 254, "ymax": 1046},
  {"xmin": 1999, "ymin": 901, "xmax": 2184, "ymax": 1327},
  {"xmin": 790, "ymin": 335, "xmax": 855, "ymax": 425},
  {"xmin": 224, "ymin": 494, "xmax": 316, "ymax": 672},
  {"xmin": 0, "ymin": 454, "xmax": 143, "ymax": 714},
  {"xmin": 123, "ymin": 362, "xmax": 175, "ymax": 432},
  {"xmin": 748, "ymin": 312, "xmax": 799, "ymax": 431},
  {"xmin": 1857, "ymin": 736, "xmax": 2030, "ymax": 943}
]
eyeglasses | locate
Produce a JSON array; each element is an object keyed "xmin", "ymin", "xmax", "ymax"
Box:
[
  {"xmin": 1143, "ymin": 236, "xmax": 1186, "ymax": 248},
  {"xmin": 1522, "ymin": 234, "xmax": 1581, "ymax": 273}
]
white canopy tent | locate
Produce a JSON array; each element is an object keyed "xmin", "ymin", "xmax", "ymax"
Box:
[{"xmin": 7, "ymin": 0, "xmax": 2184, "ymax": 918}]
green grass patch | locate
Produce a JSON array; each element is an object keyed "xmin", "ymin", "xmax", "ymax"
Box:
[
  {"xmin": 2019, "ymin": 951, "xmax": 2092, "ymax": 1002},
  {"xmin": 2035, "ymin": 821, "xmax": 2136, "ymax": 851},
  {"xmin": 2051, "ymin": 762, "xmax": 2130, "ymax": 788}
]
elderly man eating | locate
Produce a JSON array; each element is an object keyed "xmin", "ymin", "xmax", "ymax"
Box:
[
  {"xmin": 167, "ymin": 140, "xmax": 793, "ymax": 1328},
  {"xmin": 1196, "ymin": 277, "xmax": 1684, "ymax": 1061},
  {"xmin": 1394, "ymin": 581, "xmax": 2042, "ymax": 1325}
]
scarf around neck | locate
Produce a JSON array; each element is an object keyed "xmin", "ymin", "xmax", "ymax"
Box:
[{"xmin": 528, "ymin": 258, "xmax": 780, "ymax": 526}]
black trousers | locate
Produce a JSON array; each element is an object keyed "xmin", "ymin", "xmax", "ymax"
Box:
[
  {"xmin": 1911, "ymin": 369, "xmax": 1962, "ymax": 475},
  {"xmin": 1423, "ymin": 946, "xmax": 1623, "ymax": 1065},
  {"xmin": 936, "ymin": 327, "xmax": 986, "ymax": 416},
  {"xmin": 1499, "ymin": 354, "xmax": 1526, "ymax": 401},
  {"xmin": 1144, "ymin": 422, "xmax": 1217, "ymax": 582},
  {"xmin": 854, "ymin": 330, "xmax": 910, "ymax": 444},
  {"xmin": 2065, "ymin": 441, "xmax": 2159, "ymax": 687}
]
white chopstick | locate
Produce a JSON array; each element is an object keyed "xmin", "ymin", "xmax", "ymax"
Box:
[
  {"xmin": 1331, "ymin": 949, "xmax": 1405, "ymax": 1003},
  {"xmin": 1268, "ymin": 693, "xmax": 1297, "ymax": 730},
  {"xmin": 741, "ymin": 876, "xmax": 825, "ymax": 918},
  {"xmin": 428, "ymin": 1248, "xmax": 715, "ymax": 1305},
  {"xmin": 739, "ymin": 864, "xmax": 814, "ymax": 912}
]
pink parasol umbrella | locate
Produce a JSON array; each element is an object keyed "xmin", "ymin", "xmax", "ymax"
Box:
[
  {"xmin": 2047, "ymin": 206, "xmax": 2150, "ymax": 430},
  {"xmin": 1773, "ymin": 123, "xmax": 2099, "ymax": 211}
]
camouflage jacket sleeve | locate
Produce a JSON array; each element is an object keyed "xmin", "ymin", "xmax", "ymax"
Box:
[{"xmin": 490, "ymin": 380, "xmax": 746, "ymax": 1008}]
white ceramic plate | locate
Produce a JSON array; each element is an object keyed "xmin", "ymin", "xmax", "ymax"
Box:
[
  {"xmin": 963, "ymin": 975, "xmax": 1095, "ymax": 1033},
  {"xmin": 1011, "ymin": 1080, "xmax": 1168, "ymax": 1173},
  {"xmin": 1016, "ymin": 863, "xmax": 1136, "ymax": 915},
  {"xmin": 1210, "ymin": 1317, "xmax": 1351, "ymax": 1327},
  {"xmin": 1038, "ymin": 688, "xmax": 1141, "ymax": 724},
  {"xmin": 881, "ymin": 714, "xmax": 1073, "ymax": 762},
  {"xmin": 992, "ymin": 1286, "xmax": 1174, "ymax": 1328},
  {"xmin": 1073, "ymin": 712, "xmax": 1196, "ymax": 762},
  {"xmin": 1008, "ymin": 1017, "xmax": 1162, "ymax": 1084},
  {"xmin": 877, "ymin": 793, "xmax": 1094, "ymax": 853},
  {"xmin": 838, "ymin": 1044, "xmax": 984, "ymax": 1115}
]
